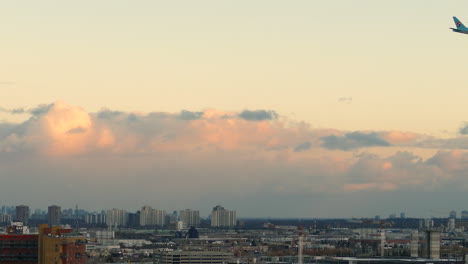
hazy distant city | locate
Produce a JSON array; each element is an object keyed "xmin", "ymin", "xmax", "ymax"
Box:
[{"xmin": 2, "ymin": 204, "xmax": 468, "ymax": 263}]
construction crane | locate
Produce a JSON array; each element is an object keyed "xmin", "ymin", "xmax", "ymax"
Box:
[{"xmin": 347, "ymin": 219, "xmax": 394, "ymax": 257}]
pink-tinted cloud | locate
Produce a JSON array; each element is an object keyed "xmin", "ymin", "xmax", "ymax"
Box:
[
  {"xmin": 383, "ymin": 131, "xmax": 418, "ymax": 144},
  {"xmin": 343, "ymin": 183, "xmax": 398, "ymax": 191},
  {"xmin": 2, "ymin": 101, "xmax": 468, "ymax": 197},
  {"xmin": 20, "ymin": 101, "xmax": 115, "ymax": 155},
  {"xmin": 3, "ymin": 102, "xmax": 323, "ymax": 155}
]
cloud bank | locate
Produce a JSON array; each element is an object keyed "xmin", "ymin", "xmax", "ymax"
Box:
[{"xmin": 1, "ymin": 101, "xmax": 468, "ymax": 217}]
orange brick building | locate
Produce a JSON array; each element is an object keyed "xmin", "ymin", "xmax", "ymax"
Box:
[{"xmin": 38, "ymin": 224, "xmax": 86, "ymax": 264}]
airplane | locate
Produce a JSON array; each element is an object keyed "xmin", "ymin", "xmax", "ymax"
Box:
[{"xmin": 451, "ymin": 16, "xmax": 468, "ymax": 34}]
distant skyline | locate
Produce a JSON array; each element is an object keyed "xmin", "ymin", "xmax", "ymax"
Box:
[
  {"xmin": 1, "ymin": 1, "xmax": 468, "ymax": 218},
  {"xmin": 2, "ymin": 201, "xmax": 466, "ymax": 220}
]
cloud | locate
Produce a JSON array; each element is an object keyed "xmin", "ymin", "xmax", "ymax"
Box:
[
  {"xmin": 320, "ymin": 132, "xmax": 391, "ymax": 150},
  {"xmin": 178, "ymin": 110, "xmax": 203, "ymax": 120},
  {"xmin": 338, "ymin": 150, "xmax": 463, "ymax": 193},
  {"xmin": 10, "ymin": 108, "xmax": 25, "ymax": 114},
  {"xmin": 0, "ymin": 107, "xmax": 25, "ymax": 115},
  {"xmin": 238, "ymin": 110, "xmax": 278, "ymax": 121},
  {"xmin": 414, "ymin": 137, "xmax": 468, "ymax": 150},
  {"xmin": 29, "ymin": 104, "xmax": 54, "ymax": 116},
  {"xmin": 97, "ymin": 109, "xmax": 124, "ymax": 119},
  {"xmin": 338, "ymin": 97, "xmax": 352, "ymax": 104},
  {"xmin": 382, "ymin": 131, "xmax": 418, "ymax": 144},
  {"xmin": 3, "ymin": 102, "xmax": 468, "ymax": 216},
  {"xmin": 426, "ymin": 150, "xmax": 468, "ymax": 173},
  {"xmin": 67, "ymin": 127, "xmax": 87, "ymax": 134},
  {"xmin": 0, "ymin": 104, "xmax": 54, "ymax": 116},
  {"xmin": 294, "ymin": 142, "xmax": 312, "ymax": 152},
  {"xmin": 343, "ymin": 183, "xmax": 397, "ymax": 191}
]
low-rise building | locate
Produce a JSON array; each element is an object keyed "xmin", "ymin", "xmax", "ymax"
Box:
[
  {"xmin": 155, "ymin": 250, "xmax": 233, "ymax": 264},
  {"xmin": 0, "ymin": 234, "xmax": 38, "ymax": 264}
]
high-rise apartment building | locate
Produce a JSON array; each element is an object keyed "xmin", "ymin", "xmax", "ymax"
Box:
[
  {"xmin": 0, "ymin": 213, "xmax": 12, "ymax": 224},
  {"xmin": 48, "ymin": 205, "xmax": 61, "ymax": 226},
  {"xmin": 106, "ymin": 209, "xmax": 127, "ymax": 227},
  {"xmin": 180, "ymin": 209, "xmax": 200, "ymax": 227},
  {"xmin": 211, "ymin": 205, "xmax": 236, "ymax": 227},
  {"xmin": 84, "ymin": 213, "xmax": 106, "ymax": 225},
  {"xmin": 450, "ymin": 210, "xmax": 457, "ymax": 219},
  {"xmin": 461, "ymin": 210, "xmax": 468, "ymax": 220},
  {"xmin": 424, "ymin": 230, "xmax": 440, "ymax": 259},
  {"xmin": 410, "ymin": 231, "xmax": 419, "ymax": 258},
  {"xmin": 128, "ymin": 212, "xmax": 141, "ymax": 227},
  {"xmin": 15, "ymin": 205, "xmax": 29, "ymax": 225},
  {"xmin": 140, "ymin": 205, "xmax": 166, "ymax": 226}
]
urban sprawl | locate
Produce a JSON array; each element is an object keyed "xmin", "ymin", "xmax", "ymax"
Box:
[{"xmin": 1, "ymin": 205, "xmax": 468, "ymax": 263}]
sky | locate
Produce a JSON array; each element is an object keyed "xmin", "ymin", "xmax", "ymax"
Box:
[{"xmin": 1, "ymin": 0, "xmax": 468, "ymax": 218}]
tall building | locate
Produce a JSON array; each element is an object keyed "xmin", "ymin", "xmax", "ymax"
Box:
[
  {"xmin": 180, "ymin": 209, "xmax": 200, "ymax": 227},
  {"xmin": 128, "ymin": 212, "xmax": 140, "ymax": 227},
  {"xmin": 448, "ymin": 218, "xmax": 456, "ymax": 231},
  {"xmin": 15, "ymin": 205, "xmax": 29, "ymax": 225},
  {"xmin": 410, "ymin": 231, "xmax": 419, "ymax": 258},
  {"xmin": 461, "ymin": 210, "xmax": 468, "ymax": 219},
  {"xmin": 211, "ymin": 205, "xmax": 236, "ymax": 227},
  {"xmin": 38, "ymin": 224, "xmax": 86, "ymax": 264},
  {"xmin": 47, "ymin": 205, "xmax": 61, "ymax": 226},
  {"xmin": 139, "ymin": 205, "xmax": 166, "ymax": 226},
  {"xmin": 84, "ymin": 213, "xmax": 106, "ymax": 225},
  {"xmin": 419, "ymin": 218, "xmax": 434, "ymax": 230},
  {"xmin": 424, "ymin": 230, "xmax": 440, "ymax": 259},
  {"xmin": 106, "ymin": 209, "xmax": 127, "ymax": 227},
  {"xmin": 450, "ymin": 210, "xmax": 457, "ymax": 219},
  {"xmin": 0, "ymin": 213, "xmax": 12, "ymax": 224}
]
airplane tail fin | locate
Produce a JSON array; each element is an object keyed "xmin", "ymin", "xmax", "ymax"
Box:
[{"xmin": 454, "ymin": 16, "xmax": 467, "ymax": 29}]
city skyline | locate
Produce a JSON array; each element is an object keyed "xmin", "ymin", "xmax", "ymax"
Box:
[
  {"xmin": 1, "ymin": 199, "xmax": 468, "ymax": 219},
  {"xmin": 1, "ymin": 1, "xmax": 468, "ymax": 218}
]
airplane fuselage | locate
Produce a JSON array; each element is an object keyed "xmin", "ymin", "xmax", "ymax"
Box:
[{"xmin": 451, "ymin": 28, "xmax": 468, "ymax": 34}]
